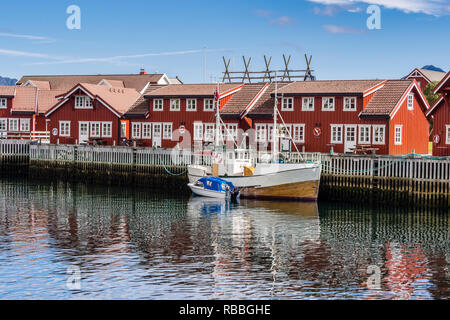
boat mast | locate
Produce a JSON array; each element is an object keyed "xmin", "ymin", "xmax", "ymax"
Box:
[
  {"xmin": 272, "ymin": 72, "xmax": 278, "ymax": 161},
  {"xmin": 215, "ymin": 82, "xmax": 221, "ymax": 149}
]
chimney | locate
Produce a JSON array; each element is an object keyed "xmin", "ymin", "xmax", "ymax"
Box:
[{"xmin": 140, "ymin": 68, "xmax": 147, "ymax": 75}]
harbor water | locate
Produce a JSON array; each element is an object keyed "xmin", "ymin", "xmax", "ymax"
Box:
[{"xmin": 0, "ymin": 178, "xmax": 448, "ymax": 299}]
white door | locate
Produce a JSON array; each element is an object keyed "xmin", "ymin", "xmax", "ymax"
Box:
[
  {"xmin": 152, "ymin": 123, "xmax": 162, "ymax": 147},
  {"xmin": 344, "ymin": 125, "xmax": 357, "ymax": 153},
  {"xmin": 79, "ymin": 122, "xmax": 89, "ymax": 144}
]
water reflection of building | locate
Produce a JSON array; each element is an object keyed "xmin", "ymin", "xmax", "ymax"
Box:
[{"xmin": 319, "ymin": 202, "xmax": 449, "ymax": 299}]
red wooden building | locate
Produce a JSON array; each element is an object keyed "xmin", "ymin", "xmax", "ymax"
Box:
[
  {"xmin": 404, "ymin": 68, "xmax": 446, "ymax": 91},
  {"xmin": 220, "ymin": 79, "xmax": 430, "ymax": 155},
  {"xmin": 426, "ymin": 72, "xmax": 450, "ymax": 156},
  {"xmin": 0, "ymin": 86, "xmax": 63, "ymax": 140},
  {"xmin": 45, "ymin": 83, "xmax": 140, "ymax": 145},
  {"xmin": 123, "ymin": 83, "xmax": 244, "ymax": 148}
]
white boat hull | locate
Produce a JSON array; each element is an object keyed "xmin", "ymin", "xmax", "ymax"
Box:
[
  {"xmin": 188, "ymin": 163, "xmax": 321, "ymax": 201},
  {"xmin": 188, "ymin": 183, "xmax": 230, "ymax": 199}
]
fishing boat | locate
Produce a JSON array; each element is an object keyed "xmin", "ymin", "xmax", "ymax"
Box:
[
  {"xmin": 188, "ymin": 80, "xmax": 321, "ymax": 201},
  {"xmin": 188, "ymin": 177, "xmax": 239, "ymax": 199}
]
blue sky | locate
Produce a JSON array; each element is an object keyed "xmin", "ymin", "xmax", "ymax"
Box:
[{"xmin": 0, "ymin": 0, "xmax": 449, "ymax": 83}]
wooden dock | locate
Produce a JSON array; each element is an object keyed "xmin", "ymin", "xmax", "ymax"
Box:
[{"xmin": 0, "ymin": 140, "xmax": 449, "ymax": 208}]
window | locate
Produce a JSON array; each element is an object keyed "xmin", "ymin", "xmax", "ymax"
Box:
[
  {"xmin": 372, "ymin": 125, "xmax": 385, "ymax": 145},
  {"xmin": 102, "ymin": 122, "xmax": 112, "ymax": 138},
  {"xmin": 322, "ymin": 97, "xmax": 335, "ymax": 111},
  {"xmin": 194, "ymin": 122, "xmax": 203, "ymax": 141},
  {"xmin": 8, "ymin": 119, "xmax": 19, "ymax": 132},
  {"xmin": 446, "ymin": 125, "xmax": 450, "ymax": 145},
  {"xmin": 204, "ymin": 99, "xmax": 214, "ymax": 111},
  {"xmin": 407, "ymin": 93, "xmax": 414, "ymax": 110},
  {"xmin": 170, "ymin": 99, "xmax": 180, "ymax": 111},
  {"xmin": 121, "ymin": 122, "xmax": 127, "ymax": 138},
  {"xmin": 358, "ymin": 125, "xmax": 371, "ymax": 144},
  {"xmin": 394, "ymin": 125, "xmax": 402, "ymax": 145},
  {"xmin": 343, "ymin": 97, "xmax": 357, "ymax": 111},
  {"xmin": 59, "ymin": 121, "xmax": 70, "ymax": 137},
  {"xmin": 279, "ymin": 124, "xmax": 291, "ymax": 139},
  {"xmin": 163, "ymin": 123, "xmax": 172, "ymax": 140},
  {"xmin": 204, "ymin": 123, "xmax": 215, "ymax": 142},
  {"xmin": 142, "ymin": 123, "xmax": 152, "ymax": 139},
  {"xmin": 330, "ymin": 125, "xmax": 343, "ymax": 144},
  {"xmin": 293, "ymin": 124, "xmax": 305, "ymax": 143},
  {"xmin": 132, "ymin": 123, "xmax": 141, "ymax": 139},
  {"xmin": 75, "ymin": 96, "xmax": 92, "ymax": 109},
  {"xmin": 20, "ymin": 119, "xmax": 30, "ymax": 132},
  {"xmin": 90, "ymin": 122, "xmax": 101, "ymax": 137},
  {"xmin": 153, "ymin": 99, "xmax": 163, "ymax": 111},
  {"xmin": 0, "ymin": 98, "xmax": 7, "ymax": 109},
  {"xmin": 267, "ymin": 124, "xmax": 274, "ymax": 142},
  {"xmin": 255, "ymin": 124, "xmax": 267, "ymax": 143},
  {"xmin": 281, "ymin": 98, "xmax": 294, "ymax": 111},
  {"xmin": 226, "ymin": 123, "xmax": 238, "ymax": 141},
  {"xmin": 187, "ymin": 99, "xmax": 197, "ymax": 111},
  {"xmin": 302, "ymin": 97, "xmax": 314, "ymax": 111},
  {"xmin": 0, "ymin": 118, "xmax": 7, "ymax": 131}
]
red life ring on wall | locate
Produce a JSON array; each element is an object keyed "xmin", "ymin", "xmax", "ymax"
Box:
[
  {"xmin": 433, "ymin": 134, "xmax": 440, "ymax": 144},
  {"xmin": 313, "ymin": 127, "xmax": 322, "ymax": 137}
]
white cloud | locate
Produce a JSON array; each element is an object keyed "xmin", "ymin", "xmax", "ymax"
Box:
[
  {"xmin": 323, "ymin": 24, "xmax": 366, "ymax": 33},
  {"xmin": 25, "ymin": 48, "xmax": 234, "ymax": 66},
  {"xmin": 306, "ymin": 0, "xmax": 450, "ymax": 16},
  {"xmin": 270, "ymin": 16, "xmax": 295, "ymax": 26},
  {"xmin": 313, "ymin": 6, "xmax": 341, "ymax": 16},
  {"xmin": 0, "ymin": 32, "xmax": 56, "ymax": 43},
  {"xmin": 0, "ymin": 48, "xmax": 63, "ymax": 59}
]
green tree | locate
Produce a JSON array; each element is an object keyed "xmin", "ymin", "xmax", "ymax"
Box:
[{"xmin": 423, "ymin": 81, "xmax": 440, "ymax": 106}]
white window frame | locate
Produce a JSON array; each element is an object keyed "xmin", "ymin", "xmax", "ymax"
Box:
[
  {"xmin": 0, "ymin": 118, "xmax": 7, "ymax": 131},
  {"xmin": 203, "ymin": 99, "xmax": 214, "ymax": 112},
  {"xmin": 281, "ymin": 97, "xmax": 294, "ymax": 111},
  {"xmin": 330, "ymin": 124, "xmax": 343, "ymax": 144},
  {"xmin": 446, "ymin": 125, "xmax": 450, "ymax": 145},
  {"xmin": 358, "ymin": 125, "xmax": 371, "ymax": 145},
  {"xmin": 74, "ymin": 96, "xmax": 92, "ymax": 109},
  {"xmin": 170, "ymin": 99, "xmax": 180, "ymax": 111},
  {"xmin": 187, "ymin": 99, "xmax": 197, "ymax": 112},
  {"xmin": 142, "ymin": 123, "xmax": 152, "ymax": 139},
  {"xmin": 322, "ymin": 97, "xmax": 335, "ymax": 111},
  {"xmin": 0, "ymin": 98, "xmax": 7, "ymax": 109},
  {"xmin": 267, "ymin": 124, "xmax": 274, "ymax": 142},
  {"xmin": 59, "ymin": 121, "xmax": 71, "ymax": 137},
  {"xmin": 132, "ymin": 122, "xmax": 142, "ymax": 139},
  {"xmin": 343, "ymin": 97, "xmax": 357, "ymax": 111},
  {"xmin": 204, "ymin": 123, "xmax": 215, "ymax": 142},
  {"xmin": 163, "ymin": 122, "xmax": 173, "ymax": 140},
  {"xmin": 394, "ymin": 125, "xmax": 403, "ymax": 145},
  {"xmin": 293, "ymin": 124, "xmax": 305, "ymax": 143},
  {"xmin": 153, "ymin": 99, "xmax": 163, "ymax": 111},
  {"xmin": 302, "ymin": 97, "xmax": 314, "ymax": 111},
  {"xmin": 255, "ymin": 124, "xmax": 267, "ymax": 143},
  {"xmin": 407, "ymin": 93, "xmax": 414, "ymax": 110},
  {"xmin": 225, "ymin": 123, "xmax": 238, "ymax": 141},
  {"xmin": 102, "ymin": 122, "xmax": 112, "ymax": 138},
  {"xmin": 90, "ymin": 122, "xmax": 101, "ymax": 138},
  {"xmin": 372, "ymin": 125, "xmax": 386, "ymax": 145},
  {"xmin": 20, "ymin": 118, "xmax": 30, "ymax": 132},
  {"xmin": 8, "ymin": 118, "xmax": 19, "ymax": 132},
  {"xmin": 193, "ymin": 122, "xmax": 203, "ymax": 141}
]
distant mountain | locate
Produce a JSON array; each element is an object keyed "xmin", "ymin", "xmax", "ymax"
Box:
[
  {"xmin": 0, "ymin": 76, "xmax": 18, "ymax": 86},
  {"xmin": 421, "ymin": 65, "xmax": 446, "ymax": 73}
]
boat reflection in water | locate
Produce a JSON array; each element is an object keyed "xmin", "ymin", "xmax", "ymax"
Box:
[{"xmin": 187, "ymin": 196, "xmax": 239, "ymax": 216}]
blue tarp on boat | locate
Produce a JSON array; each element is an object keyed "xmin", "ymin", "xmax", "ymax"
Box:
[{"xmin": 198, "ymin": 177, "xmax": 235, "ymax": 193}]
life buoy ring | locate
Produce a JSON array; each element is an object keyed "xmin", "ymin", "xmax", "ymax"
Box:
[
  {"xmin": 433, "ymin": 134, "xmax": 440, "ymax": 144},
  {"xmin": 313, "ymin": 127, "xmax": 321, "ymax": 137},
  {"xmin": 179, "ymin": 125, "xmax": 185, "ymax": 134},
  {"xmin": 52, "ymin": 128, "xmax": 58, "ymax": 136}
]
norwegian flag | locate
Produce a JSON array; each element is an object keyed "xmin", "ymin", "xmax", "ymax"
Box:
[{"xmin": 214, "ymin": 89, "xmax": 219, "ymax": 102}]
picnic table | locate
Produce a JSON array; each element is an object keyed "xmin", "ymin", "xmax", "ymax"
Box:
[
  {"xmin": 87, "ymin": 138, "xmax": 106, "ymax": 146},
  {"xmin": 350, "ymin": 145, "xmax": 379, "ymax": 155}
]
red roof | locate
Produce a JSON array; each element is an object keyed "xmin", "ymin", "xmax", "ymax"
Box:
[
  {"xmin": 11, "ymin": 87, "xmax": 37, "ymax": 112},
  {"xmin": 143, "ymin": 83, "xmax": 243, "ymax": 97},
  {"xmin": 276, "ymin": 80, "xmax": 385, "ymax": 95}
]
